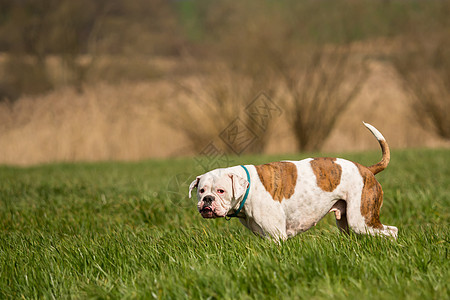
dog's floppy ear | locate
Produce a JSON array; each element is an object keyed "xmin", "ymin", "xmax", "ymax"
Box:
[
  {"xmin": 229, "ymin": 174, "xmax": 249, "ymax": 200},
  {"xmin": 188, "ymin": 176, "xmax": 202, "ymax": 198}
]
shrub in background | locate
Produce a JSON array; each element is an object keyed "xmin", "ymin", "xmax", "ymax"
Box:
[{"xmin": 392, "ymin": 28, "xmax": 450, "ymax": 140}]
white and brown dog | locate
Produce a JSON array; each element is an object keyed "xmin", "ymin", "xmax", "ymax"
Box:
[{"xmin": 189, "ymin": 122, "xmax": 398, "ymax": 241}]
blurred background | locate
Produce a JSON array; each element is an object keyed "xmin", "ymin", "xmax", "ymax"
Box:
[{"xmin": 0, "ymin": 0, "xmax": 449, "ymax": 165}]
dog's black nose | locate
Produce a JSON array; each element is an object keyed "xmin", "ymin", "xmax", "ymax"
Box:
[{"xmin": 203, "ymin": 195, "xmax": 215, "ymax": 205}]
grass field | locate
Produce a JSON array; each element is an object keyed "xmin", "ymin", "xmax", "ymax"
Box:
[{"xmin": 0, "ymin": 149, "xmax": 449, "ymax": 299}]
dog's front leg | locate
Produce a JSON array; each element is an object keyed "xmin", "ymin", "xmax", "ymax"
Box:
[
  {"xmin": 239, "ymin": 216, "xmax": 287, "ymax": 241},
  {"xmin": 251, "ymin": 211, "xmax": 288, "ymax": 242}
]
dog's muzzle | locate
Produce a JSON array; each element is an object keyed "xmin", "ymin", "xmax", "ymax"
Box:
[{"xmin": 200, "ymin": 195, "xmax": 217, "ymax": 218}]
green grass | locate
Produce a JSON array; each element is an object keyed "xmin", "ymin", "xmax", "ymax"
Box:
[{"xmin": 0, "ymin": 149, "xmax": 449, "ymax": 299}]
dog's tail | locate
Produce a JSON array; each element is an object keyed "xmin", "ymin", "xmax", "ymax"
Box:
[{"xmin": 363, "ymin": 122, "xmax": 390, "ymax": 175}]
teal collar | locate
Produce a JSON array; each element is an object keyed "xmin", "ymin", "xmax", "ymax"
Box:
[{"xmin": 226, "ymin": 165, "xmax": 250, "ymax": 220}]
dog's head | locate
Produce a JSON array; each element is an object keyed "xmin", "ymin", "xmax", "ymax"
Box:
[{"xmin": 188, "ymin": 168, "xmax": 249, "ymax": 218}]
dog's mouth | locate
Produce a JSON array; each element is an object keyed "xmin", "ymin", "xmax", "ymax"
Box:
[{"xmin": 200, "ymin": 206, "xmax": 219, "ymax": 218}]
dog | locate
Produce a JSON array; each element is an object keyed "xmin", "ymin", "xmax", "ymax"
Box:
[{"xmin": 189, "ymin": 122, "xmax": 398, "ymax": 241}]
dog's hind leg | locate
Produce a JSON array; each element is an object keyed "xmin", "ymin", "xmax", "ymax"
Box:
[
  {"xmin": 330, "ymin": 200, "xmax": 349, "ymax": 234},
  {"xmin": 345, "ymin": 173, "xmax": 398, "ymax": 239}
]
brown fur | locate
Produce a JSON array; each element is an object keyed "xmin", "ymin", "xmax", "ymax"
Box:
[
  {"xmin": 255, "ymin": 162, "xmax": 297, "ymax": 202},
  {"xmin": 354, "ymin": 162, "xmax": 384, "ymax": 229},
  {"xmin": 310, "ymin": 157, "xmax": 342, "ymax": 192},
  {"xmin": 367, "ymin": 140, "xmax": 390, "ymax": 175}
]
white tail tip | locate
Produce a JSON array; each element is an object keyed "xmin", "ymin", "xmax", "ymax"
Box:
[{"xmin": 363, "ymin": 122, "xmax": 385, "ymax": 141}]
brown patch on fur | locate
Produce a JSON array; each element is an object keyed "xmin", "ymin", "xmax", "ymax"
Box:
[
  {"xmin": 310, "ymin": 157, "xmax": 342, "ymax": 192},
  {"xmin": 368, "ymin": 139, "xmax": 390, "ymax": 175},
  {"xmin": 354, "ymin": 163, "xmax": 384, "ymax": 229},
  {"xmin": 255, "ymin": 162, "xmax": 297, "ymax": 202}
]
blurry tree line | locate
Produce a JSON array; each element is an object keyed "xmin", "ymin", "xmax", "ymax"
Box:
[
  {"xmin": 0, "ymin": 0, "xmax": 182, "ymax": 97},
  {"xmin": 0, "ymin": 0, "xmax": 449, "ymax": 152}
]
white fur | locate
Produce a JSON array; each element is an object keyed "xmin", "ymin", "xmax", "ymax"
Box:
[{"xmin": 363, "ymin": 121, "xmax": 385, "ymax": 141}]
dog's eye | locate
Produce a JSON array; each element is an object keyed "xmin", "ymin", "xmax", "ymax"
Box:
[
  {"xmin": 217, "ymin": 189, "xmax": 225, "ymax": 194},
  {"xmin": 199, "ymin": 188, "xmax": 205, "ymax": 194}
]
